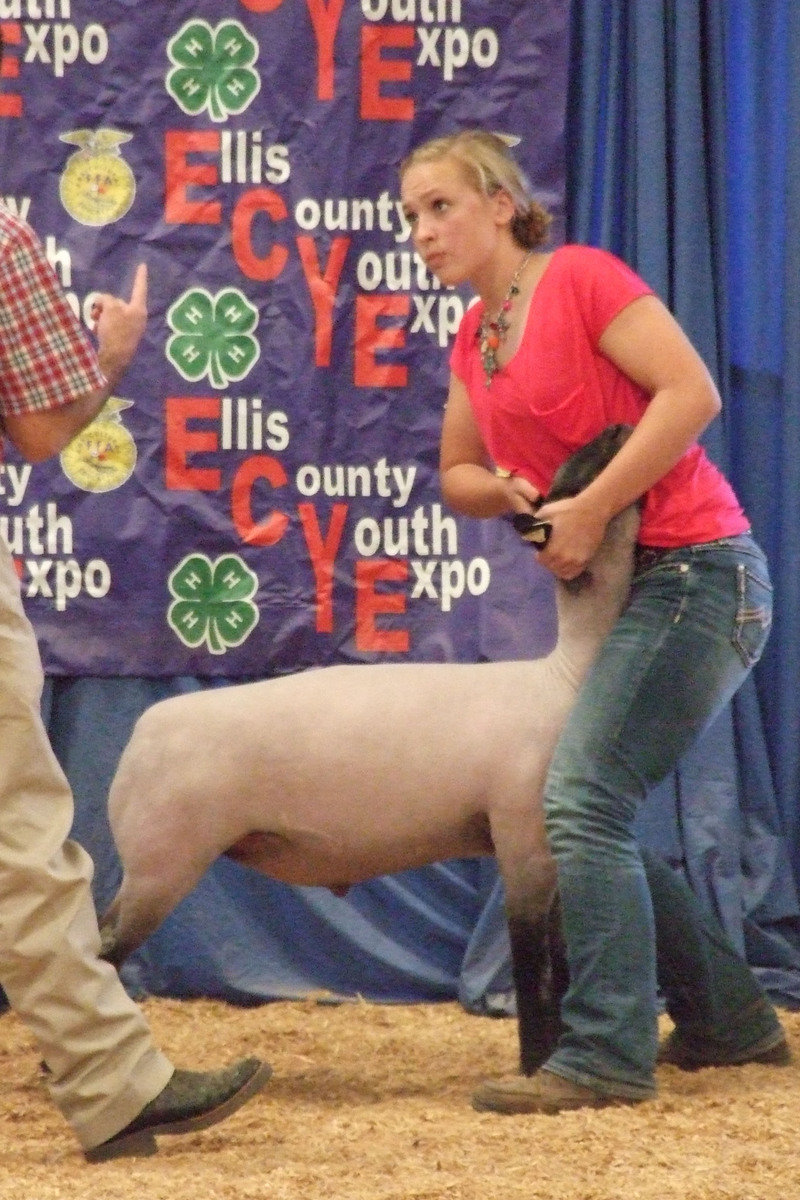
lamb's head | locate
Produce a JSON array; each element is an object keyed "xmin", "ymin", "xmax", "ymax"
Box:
[
  {"xmin": 546, "ymin": 424, "xmax": 634, "ymax": 505},
  {"xmin": 529, "ymin": 427, "xmax": 642, "ymax": 676},
  {"xmin": 512, "ymin": 424, "xmax": 640, "ymax": 598}
]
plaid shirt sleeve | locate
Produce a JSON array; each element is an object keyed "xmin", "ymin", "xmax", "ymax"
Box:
[{"xmin": 0, "ymin": 211, "xmax": 107, "ymax": 420}]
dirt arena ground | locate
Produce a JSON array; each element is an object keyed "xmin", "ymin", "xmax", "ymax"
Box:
[{"xmin": 1, "ymin": 995, "xmax": 799, "ymax": 1199}]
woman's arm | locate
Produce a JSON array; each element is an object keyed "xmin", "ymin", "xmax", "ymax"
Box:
[
  {"xmin": 536, "ymin": 294, "xmax": 722, "ymax": 578},
  {"xmin": 580, "ymin": 293, "xmax": 720, "ymax": 515},
  {"xmin": 439, "ymin": 373, "xmax": 540, "ymax": 517}
]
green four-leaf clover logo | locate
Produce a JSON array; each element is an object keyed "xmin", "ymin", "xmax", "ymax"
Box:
[
  {"xmin": 168, "ymin": 553, "xmax": 259, "ymax": 655},
  {"xmin": 166, "ymin": 287, "xmax": 260, "ymax": 389},
  {"xmin": 166, "ymin": 19, "xmax": 261, "ymax": 123}
]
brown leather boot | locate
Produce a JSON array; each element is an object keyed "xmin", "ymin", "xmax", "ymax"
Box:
[{"xmin": 472, "ymin": 1069, "xmax": 646, "ymax": 1115}]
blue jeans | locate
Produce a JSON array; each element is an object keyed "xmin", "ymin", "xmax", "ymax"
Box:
[{"xmin": 542, "ymin": 533, "xmax": 773, "ymax": 1098}]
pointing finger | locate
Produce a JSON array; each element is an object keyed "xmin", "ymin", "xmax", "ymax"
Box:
[{"xmin": 128, "ymin": 262, "xmax": 148, "ymax": 307}]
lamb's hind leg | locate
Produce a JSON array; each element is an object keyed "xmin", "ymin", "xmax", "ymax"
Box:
[
  {"xmin": 97, "ymin": 877, "xmax": 168, "ymax": 968},
  {"xmin": 98, "ymin": 891, "xmax": 123, "ymax": 964},
  {"xmin": 98, "ymin": 836, "xmax": 215, "ymax": 967},
  {"xmin": 104, "ymin": 761, "xmax": 222, "ymax": 966}
]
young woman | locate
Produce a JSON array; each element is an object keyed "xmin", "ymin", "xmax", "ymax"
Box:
[{"xmin": 399, "ymin": 130, "xmax": 781, "ymax": 1112}]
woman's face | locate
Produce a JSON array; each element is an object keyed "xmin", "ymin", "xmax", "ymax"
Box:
[{"xmin": 400, "ymin": 155, "xmax": 508, "ymax": 288}]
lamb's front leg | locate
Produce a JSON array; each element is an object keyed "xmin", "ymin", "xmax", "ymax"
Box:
[
  {"xmin": 494, "ymin": 818, "xmax": 565, "ymax": 1074},
  {"xmin": 508, "ymin": 892, "xmax": 568, "ymax": 1075},
  {"xmin": 490, "ymin": 797, "xmax": 565, "ymax": 1074}
]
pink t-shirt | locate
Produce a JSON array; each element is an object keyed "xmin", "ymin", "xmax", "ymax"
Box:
[{"xmin": 450, "ymin": 244, "xmax": 749, "ymax": 547}]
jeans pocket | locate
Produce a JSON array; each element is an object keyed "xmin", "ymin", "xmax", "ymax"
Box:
[{"xmin": 731, "ymin": 562, "xmax": 773, "ymax": 668}]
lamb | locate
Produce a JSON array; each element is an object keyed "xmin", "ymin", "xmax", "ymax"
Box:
[{"xmin": 100, "ymin": 424, "xmax": 637, "ymax": 1074}]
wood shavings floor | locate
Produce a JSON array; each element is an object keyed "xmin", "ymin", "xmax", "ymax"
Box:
[{"xmin": 1, "ymin": 996, "xmax": 799, "ymax": 1199}]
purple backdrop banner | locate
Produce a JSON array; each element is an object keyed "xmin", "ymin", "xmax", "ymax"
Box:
[{"xmin": 0, "ymin": 1, "xmax": 568, "ymax": 676}]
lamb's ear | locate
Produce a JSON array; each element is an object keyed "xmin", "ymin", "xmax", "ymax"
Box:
[
  {"xmin": 511, "ymin": 514, "xmax": 551, "ymax": 546},
  {"xmin": 545, "ymin": 424, "xmax": 634, "ymax": 503}
]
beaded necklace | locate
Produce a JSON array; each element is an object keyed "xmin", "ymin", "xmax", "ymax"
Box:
[{"xmin": 477, "ymin": 252, "xmax": 532, "ymax": 387}]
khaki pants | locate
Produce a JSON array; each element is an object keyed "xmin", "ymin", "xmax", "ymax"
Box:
[{"xmin": 0, "ymin": 547, "xmax": 172, "ymax": 1151}]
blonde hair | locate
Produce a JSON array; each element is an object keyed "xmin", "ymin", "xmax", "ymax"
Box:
[{"xmin": 400, "ymin": 129, "xmax": 552, "ymax": 250}]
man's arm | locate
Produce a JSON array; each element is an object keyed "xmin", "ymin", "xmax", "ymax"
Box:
[{"xmin": 3, "ymin": 263, "xmax": 149, "ymax": 463}]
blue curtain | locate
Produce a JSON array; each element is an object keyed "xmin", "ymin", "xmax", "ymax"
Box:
[
  {"xmin": 725, "ymin": 3, "xmax": 800, "ymax": 887},
  {"xmin": 33, "ymin": 0, "xmax": 800, "ymax": 1010},
  {"xmin": 566, "ymin": 0, "xmax": 800, "ymax": 999}
]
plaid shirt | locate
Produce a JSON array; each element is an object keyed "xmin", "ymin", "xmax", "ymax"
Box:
[{"xmin": 0, "ymin": 204, "xmax": 106, "ymax": 425}]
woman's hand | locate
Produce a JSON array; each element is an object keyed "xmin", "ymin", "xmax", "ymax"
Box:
[
  {"xmin": 534, "ymin": 493, "xmax": 609, "ymax": 580},
  {"xmin": 505, "ymin": 472, "xmax": 542, "ymax": 516}
]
